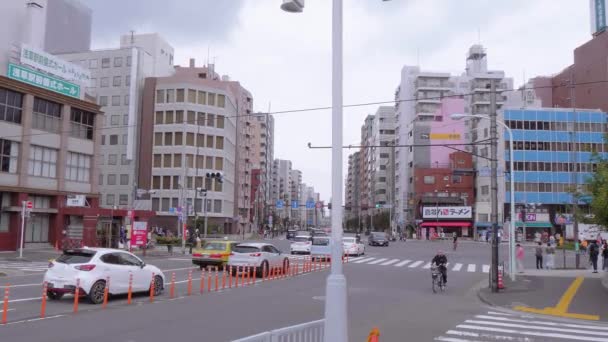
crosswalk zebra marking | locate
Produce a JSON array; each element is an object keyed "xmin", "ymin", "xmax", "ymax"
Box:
[
  {"xmin": 380, "ymin": 259, "xmax": 400, "ymax": 266},
  {"xmin": 367, "ymin": 258, "xmax": 388, "ymax": 265},
  {"xmin": 409, "ymin": 260, "xmax": 424, "ymax": 268},
  {"xmin": 482, "ymin": 264, "xmax": 490, "ymax": 273},
  {"xmin": 353, "ymin": 257, "xmax": 376, "ymax": 264},
  {"xmin": 467, "ymin": 264, "xmax": 476, "ymax": 272},
  {"xmin": 423, "ymin": 262, "xmax": 432, "ymax": 269},
  {"xmin": 394, "ymin": 260, "xmax": 411, "ymax": 267},
  {"xmin": 452, "ymin": 263, "xmax": 463, "ymax": 271}
]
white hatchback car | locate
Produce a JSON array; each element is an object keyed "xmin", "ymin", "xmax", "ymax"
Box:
[
  {"xmin": 342, "ymin": 236, "xmax": 365, "ymax": 256},
  {"xmin": 44, "ymin": 248, "xmax": 165, "ymax": 304},
  {"xmin": 228, "ymin": 242, "xmax": 290, "ymax": 278},
  {"xmin": 290, "ymin": 235, "xmax": 312, "ymax": 255}
]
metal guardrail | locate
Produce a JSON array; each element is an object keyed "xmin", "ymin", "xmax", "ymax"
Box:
[{"xmin": 232, "ymin": 319, "xmax": 325, "ymax": 342}]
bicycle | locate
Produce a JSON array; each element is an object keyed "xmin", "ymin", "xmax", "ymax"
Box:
[{"xmin": 431, "ymin": 265, "xmax": 446, "ymax": 293}]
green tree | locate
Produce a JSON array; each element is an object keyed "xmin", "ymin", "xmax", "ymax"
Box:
[{"xmin": 587, "ymin": 159, "xmax": 608, "ymax": 227}]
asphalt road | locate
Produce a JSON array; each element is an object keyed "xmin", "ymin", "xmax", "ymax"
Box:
[{"xmin": 0, "ymin": 238, "xmax": 601, "ymax": 341}]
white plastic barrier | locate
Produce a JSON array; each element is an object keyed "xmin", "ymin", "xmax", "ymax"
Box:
[{"xmin": 232, "ymin": 319, "xmax": 325, "ymax": 342}]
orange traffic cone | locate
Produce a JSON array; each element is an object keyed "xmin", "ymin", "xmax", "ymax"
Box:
[{"xmin": 367, "ymin": 327, "xmax": 380, "ymax": 342}]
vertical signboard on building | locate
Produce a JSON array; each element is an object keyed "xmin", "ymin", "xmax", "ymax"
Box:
[{"xmin": 591, "ymin": 0, "xmax": 607, "ymax": 35}]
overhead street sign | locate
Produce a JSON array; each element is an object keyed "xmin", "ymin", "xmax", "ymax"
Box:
[
  {"xmin": 291, "ymin": 200, "xmax": 299, "ymax": 209},
  {"xmin": 276, "ymin": 200, "xmax": 284, "ymax": 209},
  {"xmin": 306, "ymin": 200, "xmax": 315, "ymax": 209}
]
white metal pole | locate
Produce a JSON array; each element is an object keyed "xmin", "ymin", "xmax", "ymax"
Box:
[
  {"xmin": 506, "ymin": 126, "xmax": 516, "ymax": 281},
  {"xmin": 19, "ymin": 201, "xmax": 25, "ymax": 258},
  {"xmin": 324, "ymin": 0, "xmax": 347, "ymax": 341}
]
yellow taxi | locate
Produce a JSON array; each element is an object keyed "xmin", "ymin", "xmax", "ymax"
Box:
[{"xmin": 192, "ymin": 240, "xmax": 239, "ymax": 270}]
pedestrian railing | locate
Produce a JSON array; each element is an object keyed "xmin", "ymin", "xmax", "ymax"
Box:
[{"xmin": 231, "ymin": 319, "xmax": 325, "ymax": 342}]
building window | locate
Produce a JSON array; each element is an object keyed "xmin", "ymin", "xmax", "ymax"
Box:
[
  {"xmin": 478, "ymin": 213, "xmax": 489, "ymax": 222},
  {"xmin": 156, "ymin": 90, "xmax": 165, "ymax": 104},
  {"xmin": 113, "ymin": 76, "xmax": 121, "ymax": 87},
  {"xmin": 109, "ymin": 135, "xmax": 118, "ymax": 145},
  {"xmin": 108, "ymin": 154, "xmax": 117, "ymax": 165},
  {"xmin": 166, "ymin": 89, "xmax": 175, "ymax": 103},
  {"xmin": 175, "ymin": 110, "xmax": 183, "ymax": 124},
  {"xmin": 155, "ymin": 111, "xmax": 163, "ymax": 125},
  {"xmin": 126, "ymin": 56, "xmax": 132, "ymax": 67},
  {"xmin": 65, "ymin": 152, "xmax": 91, "ymax": 182},
  {"xmin": 0, "ymin": 139, "xmax": 19, "ymax": 173},
  {"xmin": 197, "ymin": 91, "xmax": 206, "ymax": 105},
  {"xmin": 186, "ymin": 132, "xmax": 194, "ymax": 146},
  {"xmin": 119, "ymin": 194, "xmax": 128, "ymax": 205},
  {"xmin": 208, "ymin": 93, "xmax": 216, "ymax": 106},
  {"xmin": 120, "ymin": 174, "xmax": 129, "ymax": 185},
  {"xmin": 161, "ymin": 197, "xmax": 170, "ymax": 211},
  {"xmin": 100, "ymin": 77, "xmax": 109, "ymax": 87},
  {"xmin": 188, "ymin": 89, "xmax": 196, "ymax": 103},
  {"xmin": 165, "ymin": 110, "xmax": 175, "ymax": 124},
  {"xmin": 121, "ymin": 154, "xmax": 129, "ymax": 165},
  {"xmin": 215, "ymin": 157, "xmax": 223, "ymax": 170},
  {"xmin": 28, "ymin": 145, "xmax": 57, "ymax": 178},
  {"xmin": 172, "ymin": 176, "xmax": 179, "ymax": 189},
  {"xmin": 107, "ymin": 174, "xmax": 116, "ymax": 185},
  {"xmin": 0, "ymin": 88, "xmax": 23, "ymax": 124},
  {"xmin": 162, "ymin": 176, "xmax": 170, "ymax": 189},
  {"xmin": 101, "ymin": 58, "xmax": 110, "ymax": 68},
  {"xmin": 206, "ymin": 135, "xmax": 214, "ymax": 148},
  {"xmin": 164, "ymin": 132, "xmax": 173, "ymax": 145},
  {"xmin": 452, "ymin": 175, "xmax": 462, "ymax": 184},
  {"xmin": 213, "ymin": 199, "xmax": 222, "ymax": 213},
  {"xmin": 481, "ymin": 185, "xmax": 489, "ymax": 195},
  {"xmin": 125, "ymin": 75, "xmax": 130, "ymax": 86},
  {"xmin": 122, "ymin": 134, "xmax": 127, "ymax": 145},
  {"xmin": 111, "ymin": 95, "xmax": 120, "ymax": 106},
  {"xmin": 152, "ymin": 176, "xmax": 161, "ymax": 189},
  {"xmin": 216, "ymin": 136, "xmax": 224, "ymax": 150},
  {"xmin": 163, "ymin": 154, "xmax": 172, "ymax": 167},
  {"xmin": 98, "ymin": 174, "xmax": 103, "ymax": 185},
  {"xmin": 106, "ymin": 194, "xmax": 115, "ymax": 205},
  {"xmin": 174, "ymin": 154, "xmax": 182, "ymax": 167},
  {"xmin": 124, "ymin": 95, "xmax": 129, "ymax": 105},
  {"xmin": 176, "ymin": 89, "xmax": 185, "ymax": 102},
  {"xmin": 111, "ymin": 115, "xmax": 120, "ymax": 126},
  {"xmin": 89, "ymin": 59, "xmax": 98, "ymax": 69},
  {"xmin": 123, "ymin": 115, "xmax": 129, "ymax": 125},
  {"xmin": 99, "ymin": 96, "xmax": 108, "ymax": 106},
  {"xmin": 197, "ymin": 134, "xmax": 205, "ymax": 147},
  {"xmin": 32, "ymin": 97, "xmax": 61, "ymax": 133},
  {"xmin": 214, "ymin": 180, "xmax": 222, "ymax": 192},
  {"xmin": 217, "ymin": 94, "xmax": 225, "ymax": 108},
  {"xmin": 423, "ymin": 176, "xmax": 435, "ymax": 184},
  {"xmin": 216, "ymin": 115, "xmax": 225, "ymax": 129},
  {"xmin": 113, "ymin": 57, "xmax": 123, "ymax": 67},
  {"xmin": 154, "ymin": 132, "xmax": 162, "ymax": 146},
  {"xmin": 174, "ymin": 132, "xmax": 183, "ymax": 145},
  {"xmin": 70, "ymin": 108, "xmax": 94, "ymax": 140},
  {"xmin": 207, "ymin": 113, "xmax": 215, "ymax": 127},
  {"xmin": 153, "ymin": 154, "xmax": 161, "ymax": 167}
]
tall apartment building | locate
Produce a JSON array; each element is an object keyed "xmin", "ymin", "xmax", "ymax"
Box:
[
  {"xmin": 371, "ymin": 106, "xmax": 396, "ymax": 210},
  {"xmin": 138, "ymin": 62, "xmax": 254, "ymax": 234},
  {"xmin": 59, "ymin": 33, "xmax": 175, "ymax": 209},
  {"xmin": 250, "ymin": 112, "xmax": 274, "ymax": 226},
  {"xmin": 0, "ymin": 0, "xmax": 92, "ymax": 75},
  {"xmin": 394, "ymin": 44, "xmax": 513, "ymax": 231},
  {"xmin": 471, "ymin": 107, "xmax": 607, "ymax": 240},
  {"xmin": 290, "ymin": 169, "xmax": 302, "ymax": 223},
  {"xmin": 345, "ymin": 151, "xmax": 361, "ymax": 222},
  {"xmin": 273, "ymin": 159, "xmax": 292, "ymax": 221},
  {"xmin": 359, "ymin": 115, "xmax": 374, "ymax": 219}
]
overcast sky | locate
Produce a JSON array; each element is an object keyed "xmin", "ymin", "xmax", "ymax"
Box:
[{"xmin": 82, "ymin": 0, "xmax": 590, "ymax": 202}]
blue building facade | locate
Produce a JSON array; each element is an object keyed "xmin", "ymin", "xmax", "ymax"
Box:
[{"xmin": 502, "ymin": 108, "xmax": 607, "ymax": 238}]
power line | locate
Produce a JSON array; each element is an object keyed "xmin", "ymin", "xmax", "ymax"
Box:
[{"xmin": 2, "ymin": 79, "xmax": 607, "ymax": 140}]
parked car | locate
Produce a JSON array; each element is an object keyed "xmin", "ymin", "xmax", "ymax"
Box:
[
  {"xmin": 290, "ymin": 235, "xmax": 312, "ymax": 255},
  {"xmin": 44, "ymin": 248, "xmax": 165, "ymax": 304},
  {"xmin": 192, "ymin": 240, "xmax": 239, "ymax": 270},
  {"xmin": 286, "ymin": 230, "xmax": 297, "ymax": 240},
  {"xmin": 228, "ymin": 242, "xmax": 289, "ymax": 277},
  {"xmin": 311, "ymin": 236, "xmax": 332, "ymax": 260},
  {"xmin": 311, "ymin": 229, "xmax": 328, "ymax": 237},
  {"xmin": 296, "ymin": 230, "xmax": 312, "ymax": 240},
  {"xmin": 368, "ymin": 232, "xmax": 389, "ymax": 247},
  {"xmin": 342, "ymin": 236, "xmax": 365, "ymax": 256}
]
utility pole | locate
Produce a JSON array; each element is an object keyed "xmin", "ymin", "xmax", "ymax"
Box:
[
  {"xmin": 569, "ymin": 72, "xmax": 580, "ymax": 269},
  {"xmin": 489, "ymin": 80, "xmax": 499, "ymax": 292}
]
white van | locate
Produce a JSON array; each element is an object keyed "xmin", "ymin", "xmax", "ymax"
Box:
[{"xmin": 310, "ymin": 236, "xmax": 332, "ymax": 261}]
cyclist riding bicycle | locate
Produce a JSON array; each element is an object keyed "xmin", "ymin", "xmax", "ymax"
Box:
[
  {"xmin": 452, "ymin": 233, "xmax": 458, "ymax": 250},
  {"xmin": 431, "ymin": 250, "xmax": 448, "ymax": 285}
]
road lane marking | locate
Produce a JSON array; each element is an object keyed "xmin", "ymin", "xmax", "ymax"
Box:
[
  {"xmin": 380, "ymin": 259, "xmax": 400, "ymax": 266},
  {"xmin": 435, "ymin": 336, "xmax": 475, "ymax": 342},
  {"xmin": 476, "ymin": 315, "xmax": 608, "ymax": 330},
  {"xmin": 467, "ymin": 264, "xmax": 476, "ymax": 272},
  {"xmin": 456, "ymin": 324, "xmax": 608, "ymax": 342},
  {"xmin": 8, "ymin": 296, "xmax": 41, "ymax": 303},
  {"xmin": 1, "ymin": 283, "xmax": 40, "ymax": 288},
  {"xmin": 3, "ymin": 314, "xmax": 65, "ymax": 326},
  {"xmin": 161, "ymin": 266, "xmax": 197, "ymax": 272},
  {"xmin": 482, "ymin": 265, "xmax": 490, "ymax": 273},
  {"xmin": 452, "ymin": 263, "xmax": 463, "ymax": 271},
  {"xmin": 409, "ymin": 260, "xmax": 424, "ymax": 268},
  {"xmin": 464, "ymin": 319, "xmax": 608, "ymax": 336},
  {"xmin": 353, "ymin": 257, "xmax": 376, "ymax": 264},
  {"xmin": 423, "ymin": 262, "xmax": 432, "ymax": 269},
  {"xmin": 486, "ymin": 311, "xmax": 514, "ymax": 317},
  {"xmin": 347, "ymin": 257, "xmax": 365, "ymax": 262},
  {"xmin": 167, "ymin": 258, "xmax": 192, "ymax": 261},
  {"xmin": 367, "ymin": 258, "xmax": 388, "ymax": 265},
  {"xmin": 394, "ymin": 260, "xmax": 411, "ymax": 267}
]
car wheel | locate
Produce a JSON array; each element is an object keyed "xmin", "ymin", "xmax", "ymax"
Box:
[
  {"xmin": 151, "ymin": 275, "xmax": 163, "ymax": 296},
  {"xmin": 282, "ymin": 258, "xmax": 290, "ymax": 273},
  {"xmin": 88, "ymin": 280, "xmax": 106, "ymax": 305},
  {"xmin": 258, "ymin": 260, "xmax": 269, "ymax": 278},
  {"xmin": 47, "ymin": 291, "xmax": 63, "ymax": 300}
]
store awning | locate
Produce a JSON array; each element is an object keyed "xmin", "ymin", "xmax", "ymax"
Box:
[
  {"xmin": 421, "ymin": 222, "xmax": 472, "ymax": 227},
  {"xmin": 515, "ymin": 222, "xmax": 553, "ymax": 228}
]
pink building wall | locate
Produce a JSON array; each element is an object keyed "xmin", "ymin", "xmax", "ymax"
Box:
[{"xmin": 428, "ymin": 98, "xmax": 466, "ymax": 165}]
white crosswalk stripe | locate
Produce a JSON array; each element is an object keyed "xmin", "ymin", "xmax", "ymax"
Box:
[
  {"xmin": 423, "ymin": 262, "xmax": 432, "ymax": 269},
  {"xmin": 380, "ymin": 259, "xmax": 400, "ymax": 266},
  {"xmin": 0, "ymin": 261, "xmax": 49, "ymax": 272},
  {"xmin": 482, "ymin": 264, "xmax": 490, "ymax": 273},
  {"xmin": 435, "ymin": 311, "xmax": 608, "ymax": 342},
  {"xmin": 467, "ymin": 264, "xmax": 476, "ymax": 272},
  {"xmin": 394, "ymin": 260, "xmax": 411, "ymax": 267},
  {"xmin": 353, "ymin": 257, "xmax": 376, "ymax": 264},
  {"xmin": 409, "ymin": 260, "xmax": 424, "ymax": 268},
  {"xmin": 367, "ymin": 258, "xmax": 388, "ymax": 265},
  {"xmin": 452, "ymin": 263, "xmax": 463, "ymax": 271}
]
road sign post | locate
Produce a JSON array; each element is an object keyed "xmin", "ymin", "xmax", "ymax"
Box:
[{"xmin": 19, "ymin": 201, "xmax": 33, "ymax": 258}]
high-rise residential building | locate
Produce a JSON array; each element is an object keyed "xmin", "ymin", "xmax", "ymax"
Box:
[
  {"xmin": 290, "ymin": 169, "xmax": 302, "ymax": 223},
  {"xmin": 274, "ymin": 159, "xmax": 292, "ymax": 221},
  {"xmin": 359, "ymin": 115, "xmax": 374, "ymax": 220},
  {"xmin": 250, "ymin": 112, "xmax": 274, "ymax": 226},
  {"xmin": 0, "ymin": 0, "xmax": 92, "ymax": 74},
  {"xmin": 394, "ymin": 44, "xmax": 513, "ymax": 233},
  {"xmin": 345, "ymin": 151, "xmax": 361, "ymax": 223},
  {"xmin": 59, "ymin": 33, "xmax": 175, "ymax": 210},
  {"xmin": 138, "ymin": 62, "xmax": 254, "ymax": 234},
  {"xmin": 472, "ymin": 107, "xmax": 607, "ymax": 240},
  {"xmin": 370, "ymin": 107, "xmax": 396, "ymax": 224}
]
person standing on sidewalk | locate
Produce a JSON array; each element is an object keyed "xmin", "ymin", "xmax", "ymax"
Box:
[
  {"xmin": 545, "ymin": 242, "xmax": 555, "ymax": 270},
  {"xmin": 516, "ymin": 244, "xmax": 525, "ymax": 273},
  {"xmin": 589, "ymin": 241, "xmax": 600, "ymax": 273},
  {"xmin": 535, "ymin": 242, "xmax": 544, "ymax": 269},
  {"xmin": 602, "ymin": 241, "xmax": 608, "ymax": 271}
]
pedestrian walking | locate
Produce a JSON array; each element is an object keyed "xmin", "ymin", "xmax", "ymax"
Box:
[
  {"xmin": 602, "ymin": 241, "xmax": 608, "ymax": 271},
  {"xmin": 545, "ymin": 242, "xmax": 555, "ymax": 270},
  {"xmin": 549, "ymin": 234, "xmax": 556, "ymax": 246},
  {"xmin": 516, "ymin": 244, "xmax": 525, "ymax": 273},
  {"xmin": 589, "ymin": 241, "xmax": 600, "ymax": 273},
  {"xmin": 535, "ymin": 242, "xmax": 544, "ymax": 269}
]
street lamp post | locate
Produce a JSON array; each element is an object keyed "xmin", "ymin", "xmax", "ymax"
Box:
[{"xmin": 451, "ymin": 113, "xmax": 516, "ymax": 281}]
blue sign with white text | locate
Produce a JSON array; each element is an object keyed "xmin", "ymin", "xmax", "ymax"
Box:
[
  {"xmin": 276, "ymin": 200, "xmax": 284, "ymax": 209},
  {"xmin": 306, "ymin": 201, "xmax": 315, "ymax": 209},
  {"xmin": 291, "ymin": 200, "xmax": 299, "ymax": 209}
]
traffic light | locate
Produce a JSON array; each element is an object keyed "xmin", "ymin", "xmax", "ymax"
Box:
[
  {"xmin": 206, "ymin": 172, "xmax": 223, "ymax": 183},
  {"xmin": 375, "ymin": 203, "xmax": 381, "ymax": 208}
]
